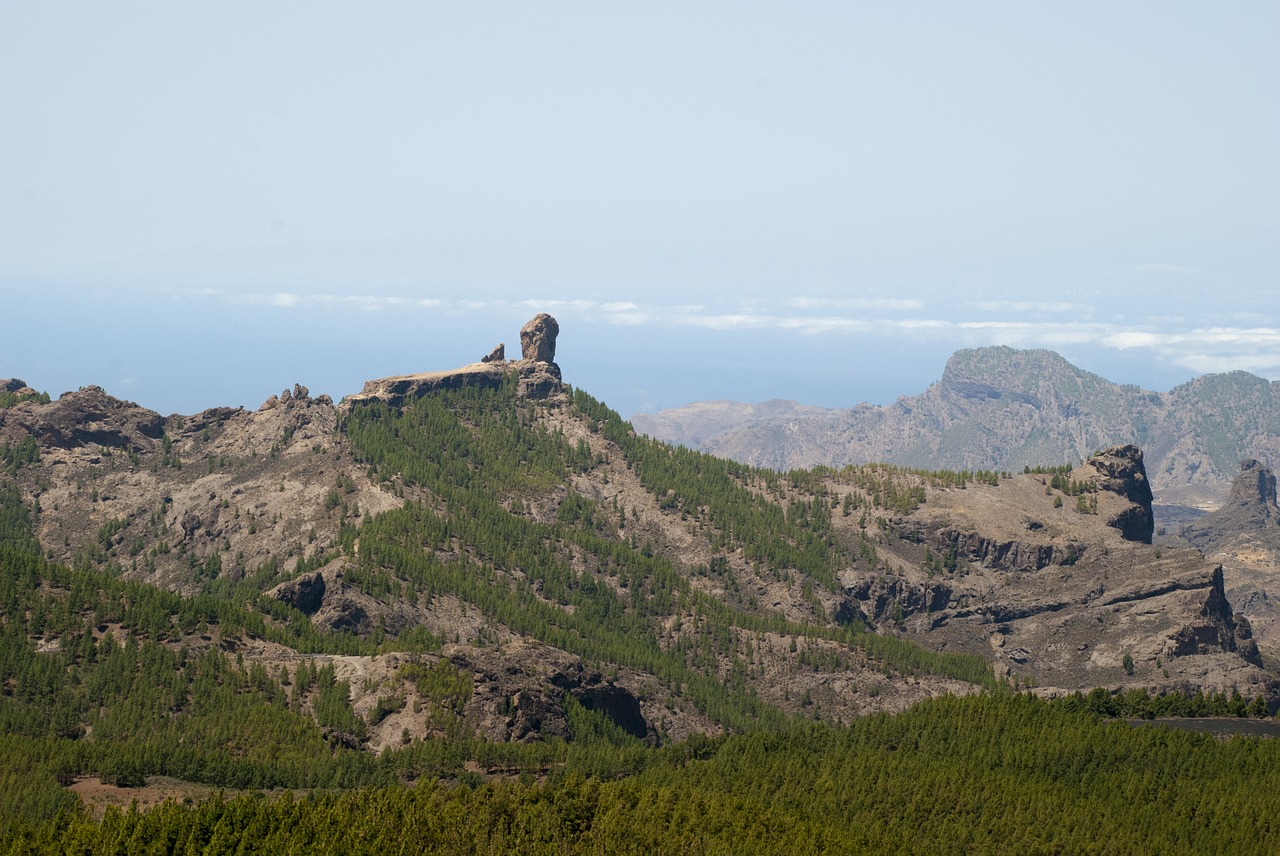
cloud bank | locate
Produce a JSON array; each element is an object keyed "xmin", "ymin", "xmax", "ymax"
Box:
[{"xmin": 177, "ymin": 287, "xmax": 1280, "ymax": 382}]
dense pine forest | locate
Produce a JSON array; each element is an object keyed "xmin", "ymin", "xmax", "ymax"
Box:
[{"xmin": 3, "ymin": 380, "xmax": 1279, "ymax": 851}]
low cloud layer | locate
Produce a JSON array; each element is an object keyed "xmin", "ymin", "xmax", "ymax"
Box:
[{"xmin": 180, "ymin": 287, "xmax": 1280, "ymax": 382}]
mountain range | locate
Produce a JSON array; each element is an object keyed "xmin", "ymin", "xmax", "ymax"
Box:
[
  {"xmin": 631, "ymin": 346, "xmax": 1280, "ymax": 512},
  {"xmin": 2, "ymin": 318, "xmax": 1278, "ymax": 841}
]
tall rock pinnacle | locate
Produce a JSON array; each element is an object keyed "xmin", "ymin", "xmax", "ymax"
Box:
[{"xmin": 520, "ymin": 314, "xmax": 559, "ymax": 363}]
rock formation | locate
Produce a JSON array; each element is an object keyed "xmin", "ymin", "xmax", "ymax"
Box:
[
  {"xmin": 1080, "ymin": 445, "xmax": 1155, "ymax": 544},
  {"xmin": 520, "ymin": 313, "xmax": 558, "ymax": 363},
  {"xmin": 2, "ymin": 378, "xmax": 41, "ymax": 397},
  {"xmin": 343, "ymin": 314, "xmax": 564, "ymax": 408},
  {"xmin": 271, "ymin": 571, "xmax": 326, "ymax": 615},
  {"xmin": 1224, "ymin": 458, "xmax": 1278, "ymax": 516},
  {"xmin": 0, "ymin": 385, "xmax": 164, "ymax": 451},
  {"xmin": 1182, "ymin": 459, "xmax": 1280, "ymax": 552}
]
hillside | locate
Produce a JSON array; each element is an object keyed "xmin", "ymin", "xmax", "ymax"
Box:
[
  {"xmin": 2, "ymin": 317, "xmax": 1278, "ymax": 841},
  {"xmin": 631, "ymin": 346, "xmax": 1280, "ymax": 511}
]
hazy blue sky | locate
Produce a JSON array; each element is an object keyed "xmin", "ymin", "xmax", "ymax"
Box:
[{"xmin": 3, "ymin": 3, "xmax": 1277, "ymax": 417}]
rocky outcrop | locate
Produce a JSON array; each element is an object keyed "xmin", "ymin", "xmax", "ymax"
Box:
[
  {"xmin": 1080, "ymin": 445, "xmax": 1154, "ymax": 543},
  {"xmin": 481, "ymin": 344, "xmax": 505, "ymax": 363},
  {"xmin": 902, "ymin": 520, "xmax": 1079, "ymax": 572},
  {"xmin": 520, "ymin": 313, "xmax": 559, "ymax": 363},
  {"xmin": 1182, "ymin": 459, "xmax": 1279, "ymax": 552},
  {"xmin": 1235, "ymin": 458, "xmax": 1280, "ymax": 508},
  {"xmin": 1163, "ymin": 567, "xmax": 1262, "ymax": 665},
  {"xmin": 1174, "ymin": 459, "xmax": 1280, "ymax": 652},
  {"xmin": 456, "ymin": 643, "xmax": 651, "ymax": 744},
  {"xmin": 343, "ymin": 315, "xmax": 564, "ymax": 408},
  {"xmin": 314, "ymin": 596, "xmax": 369, "ymax": 634},
  {"xmin": 846, "ymin": 577, "xmax": 954, "ymax": 626},
  {"xmin": 0, "ymin": 385, "xmax": 164, "ymax": 451},
  {"xmin": 271, "ymin": 572, "xmax": 326, "ymax": 615},
  {"xmin": 259, "ymin": 383, "xmax": 321, "ymax": 411},
  {"xmin": 1, "ymin": 378, "xmax": 43, "ymax": 399}
]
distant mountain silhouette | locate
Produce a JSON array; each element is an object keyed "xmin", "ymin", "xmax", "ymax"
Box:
[{"xmin": 632, "ymin": 346, "xmax": 1280, "ymax": 509}]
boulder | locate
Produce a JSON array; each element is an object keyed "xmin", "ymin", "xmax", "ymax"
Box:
[{"xmin": 481, "ymin": 344, "xmax": 505, "ymax": 363}]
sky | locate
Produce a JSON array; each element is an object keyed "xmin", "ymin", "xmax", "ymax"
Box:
[{"xmin": 2, "ymin": 3, "xmax": 1277, "ymax": 418}]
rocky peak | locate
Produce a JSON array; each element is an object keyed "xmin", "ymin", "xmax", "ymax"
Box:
[
  {"xmin": 1181, "ymin": 459, "xmax": 1280, "ymax": 553},
  {"xmin": 2, "ymin": 378, "xmax": 34, "ymax": 395},
  {"xmin": 343, "ymin": 314, "xmax": 565, "ymax": 408},
  {"xmin": 520, "ymin": 313, "xmax": 559, "ymax": 363},
  {"xmin": 1229, "ymin": 459, "xmax": 1278, "ymax": 511},
  {"xmin": 260, "ymin": 383, "xmax": 331, "ymax": 412},
  {"xmin": 1081, "ymin": 445, "xmax": 1155, "ymax": 543},
  {"xmin": 0, "ymin": 385, "xmax": 165, "ymax": 451}
]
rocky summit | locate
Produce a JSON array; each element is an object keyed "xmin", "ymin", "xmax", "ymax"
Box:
[{"xmin": 342, "ymin": 313, "xmax": 565, "ymax": 408}]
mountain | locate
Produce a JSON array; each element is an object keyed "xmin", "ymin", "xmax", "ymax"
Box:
[
  {"xmin": 1, "ymin": 318, "xmax": 1277, "ymax": 838},
  {"xmin": 631, "ymin": 346, "xmax": 1280, "ymax": 511}
]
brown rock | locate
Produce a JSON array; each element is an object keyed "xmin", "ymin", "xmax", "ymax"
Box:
[
  {"xmin": 481, "ymin": 344, "xmax": 505, "ymax": 363},
  {"xmin": 1081, "ymin": 445, "xmax": 1154, "ymax": 543},
  {"xmin": 520, "ymin": 313, "xmax": 559, "ymax": 363},
  {"xmin": 0, "ymin": 385, "xmax": 164, "ymax": 451}
]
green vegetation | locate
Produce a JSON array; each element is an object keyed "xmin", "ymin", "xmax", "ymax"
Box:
[
  {"xmin": 9, "ymin": 694, "xmax": 1280, "ymax": 853},
  {"xmin": 0, "ymin": 387, "xmax": 50, "ymax": 409},
  {"xmin": 1, "ymin": 435, "xmax": 40, "ymax": 474},
  {"xmin": 343, "ymin": 383, "xmax": 997, "ymax": 726}
]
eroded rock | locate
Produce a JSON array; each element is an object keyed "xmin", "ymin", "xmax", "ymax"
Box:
[
  {"xmin": 520, "ymin": 313, "xmax": 559, "ymax": 363},
  {"xmin": 1081, "ymin": 445, "xmax": 1154, "ymax": 543}
]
